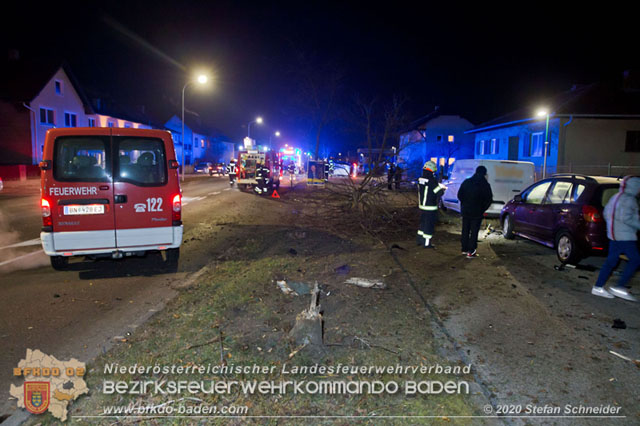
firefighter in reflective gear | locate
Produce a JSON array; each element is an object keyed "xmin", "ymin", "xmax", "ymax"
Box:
[
  {"xmin": 417, "ymin": 161, "xmax": 446, "ymax": 248},
  {"xmin": 254, "ymin": 162, "xmax": 270, "ymax": 195},
  {"xmin": 226, "ymin": 159, "xmax": 237, "ymax": 185}
]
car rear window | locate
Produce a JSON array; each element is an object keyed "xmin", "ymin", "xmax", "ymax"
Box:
[
  {"xmin": 115, "ymin": 137, "xmax": 167, "ymax": 186},
  {"xmin": 599, "ymin": 186, "xmax": 619, "ymax": 208},
  {"xmin": 53, "ymin": 136, "xmax": 110, "ymax": 182}
]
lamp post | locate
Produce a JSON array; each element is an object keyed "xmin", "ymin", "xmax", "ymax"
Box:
[
  {"xmin": 247, "ymin": 116, "xmax": 263, "ymax": 139},
  {"xmin": 181, "ymin": 74, "xmax": 208, "ymax": 181},
  {"xmin": 537, "ymin": 109, "xmax": 550, "ymax": 179},
  {"xmin": 269, "ymin": 131, "xmax": 281, "ymax": 149}
]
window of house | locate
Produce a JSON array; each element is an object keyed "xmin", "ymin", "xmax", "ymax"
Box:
[
  {"xmin": 476, "ymin": 140, "xmax": 485, "ymax": 155},
  {"xmin": 64, "ymin": 112, "xmax": 77, "ymax": 127},
  {"xmin": 490, "ymin": 138, "xmax": 499, "ymax": 154},
  {"xmin": 529, "ymin": 132, "xmax": 543, "ymax": 157},
  {"xmin": 39, "ymin": 107, "xmax": 55, "ymax": 125},
  {"xmin": 448, "ymin": 135, "xmax": 454, "ymax": 142},
  {"xmin": 124, "ymin": 123, "xmax": 132, "ymax": 128},
  {"xmin": 201, "ymin": 139, "xmax": 205, "ymax": 148},
  {"xmin": 436, "ymin": 135, "xmax": 443, "ymax": 142},
  {"xmin": 54, "ymin": 80, "xmax": 63, "ymax": 96},
  {"xmin": 108, "ymin": 121, "xmax": 115, "ymax": 128},
  {"xmin": 88, "ymin": 118, "xmax": 96, "ymax": 127},
  {"xmin": 625, "ymin": 131, "xmax": 640, "ymax": 152}
]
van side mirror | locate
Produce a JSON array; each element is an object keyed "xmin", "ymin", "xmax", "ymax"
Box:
[
  {"xmin": 39, "ymin": 160, "xmax": 51, "ymax": 170},
  {"xmin": 169, "ymin": 160, "xmax": 180, "ymax": 169},
  {"xmin": 514, "ymin": 194, "xmax": 523, "ymax": 203}
]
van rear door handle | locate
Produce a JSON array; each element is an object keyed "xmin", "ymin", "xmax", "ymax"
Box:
[{"xmin": 114, "ymin": 195, "xmax": 127, "ymax": 204}]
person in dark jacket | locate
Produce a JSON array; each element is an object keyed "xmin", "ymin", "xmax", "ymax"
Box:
[
  {"xmin": 394, "ymin": 163, "xmax": 402, "ymax": 190},
  {"xmin": 254, "ymin": 162, "xmax": 270, "ymax": 195},
  {"xmin": 417, "ymin": 161, "xmax": 446, "ymax": 249},
  {"xmin": 387, "ymin": 163, "xmax": 396, "ymax": 190},
  {"xmin": 457, "ymin": 165, "xmax": 493, "ymax": 258}
]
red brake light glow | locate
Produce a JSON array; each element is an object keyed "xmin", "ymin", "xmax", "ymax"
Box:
[
  {"xmin": 582, "ymin": 205, "xmax": 603, "ymax": 223},
  {"xmin": 172, "ymin": 194, "xmax": 182, "ymax": 222},
  {"xmin": 41, "ymin": 198, "xmax": 52, "ymax": 227}
]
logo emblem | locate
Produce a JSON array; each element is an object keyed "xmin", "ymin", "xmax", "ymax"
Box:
[{"xmin": 24, "ymin": 382, "xmax": 50, "ymax": 415}]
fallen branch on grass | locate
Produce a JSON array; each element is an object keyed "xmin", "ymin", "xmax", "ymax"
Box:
[
  {"xmin": 609, "ymin": 350, "xmax": 640, "ymax": 368},
  {"xmin": 326, "ymin": 336, "xmax": 399, "ymax": 354},
  {"xmin": 186, "ymin": 336, "xmax": 220, "ymax": 350}
]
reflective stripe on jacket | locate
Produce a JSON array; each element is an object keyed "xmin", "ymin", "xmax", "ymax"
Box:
[{"xmin": 418, "ymin": 170, "xmax": 440, "ymax": 211}]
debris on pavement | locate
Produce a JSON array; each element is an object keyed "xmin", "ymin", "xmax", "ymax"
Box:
[
  {"xmin": 609, "ymin": 350, "xmax": 640, "ymax": 368},
  {"xmin": 345, "ymin": 277, "xmax": 386, "ymax": 289},
  {"xmin": 334, "ymin": 264, "xmax": 351, "ymax": 274},
  {"xmin": 612, "ymin": 319, "xmax": 627, "ymax": 329},
  {"xmin": 276, "ymin": 280, "xmax": 297, "ymax": 295}
]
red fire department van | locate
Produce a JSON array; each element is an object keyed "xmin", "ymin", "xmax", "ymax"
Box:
[
  {"xmin": 39, "ymin": 127, "xmax": 183, "ymax": 270},
  {"xmin": 236, "ymin": 149, "xmax": 280, "ymax": 192}
]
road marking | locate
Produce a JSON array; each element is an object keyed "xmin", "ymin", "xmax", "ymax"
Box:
[
  {"xmin": 0, "ymin": 238, "xmax": 41, "ymax": 251},
  {"xmin": 223, "ymin": 188, "xmax": 231, "ymax": 191},
  {"xmin": 0, "ymin": 250, "xmax": 44, "ymax": 267},
  {"xmin": 208, "ymin": 191, "xmax": 221, "ymax": 195},
  {"xmin": 182, "ymin": 196, "xmax": 206, "ymax": 206}
]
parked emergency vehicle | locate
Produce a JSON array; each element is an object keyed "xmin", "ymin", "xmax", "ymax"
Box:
[
  {"xmin": 39, "ymin": 127, "xmax": 183, "ymax": 270},
  {"xmin": 236, "ymin": 149, "xmax": 280, "ymax": 193}
]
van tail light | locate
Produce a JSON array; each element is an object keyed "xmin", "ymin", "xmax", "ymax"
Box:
[
  {"xmin": 582, "ymin": 205, "xmax": 603, "ymax": 223},
  {"xmin": 172, "ymin": 194, "xmax": 182, "ymax": 222},
  {"xmin": 41, "ymin": 198, "xmax": 52, "ymax": 227}
]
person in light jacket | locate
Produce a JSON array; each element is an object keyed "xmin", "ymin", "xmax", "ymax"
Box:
[{"xmin": 592, "ymin": 176, "xmax": 640, "ymax": 302}]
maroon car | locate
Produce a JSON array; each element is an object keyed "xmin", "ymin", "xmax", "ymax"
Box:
[{"xmin": 501, "ymin": 174, "xmax": 620, "ymax": 264}]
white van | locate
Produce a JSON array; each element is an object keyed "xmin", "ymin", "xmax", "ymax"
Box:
[{"xmin": 440, "ymin": 159, "xmax": 535, "ymax": 216}]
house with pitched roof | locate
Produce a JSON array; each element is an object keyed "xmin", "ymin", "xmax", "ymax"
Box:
[
  {"xmin": 467, "ymin": 73, "xmax": 640, "ymax": 178},
  {"xmin": 398, "ymin": 108, "xmax": 475, "ymax": 178},
  {"xmin": 0, "ymin": 58, "xmax": 157, "ymax": 169}
]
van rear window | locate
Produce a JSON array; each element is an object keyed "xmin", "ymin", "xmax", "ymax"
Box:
[
  {"xmin": 115, "ymin": 137, "xmax": 167, "ymax": 186},
  {"xmin": 53, "ymin": 137, "xmax": 110, "ymax": 182}
]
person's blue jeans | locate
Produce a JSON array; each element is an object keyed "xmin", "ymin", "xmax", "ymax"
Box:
[{"xmin": 595, "ymin": 240, "xmax": 640, "ymax": 289}]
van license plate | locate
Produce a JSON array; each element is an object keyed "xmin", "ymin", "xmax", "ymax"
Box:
[{"xmin": 64, "ymin": 205, "xmax": 105, "ymax": 215}]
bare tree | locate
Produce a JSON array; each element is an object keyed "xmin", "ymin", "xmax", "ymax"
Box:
[{"xmin": 291, "ymin": 52, "xmax": 343, "ymax": 160}]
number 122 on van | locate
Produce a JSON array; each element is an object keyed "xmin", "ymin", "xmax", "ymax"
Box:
[{"xmin": 134, "ymin": 197, "xmax": 164, "ymax": 213}]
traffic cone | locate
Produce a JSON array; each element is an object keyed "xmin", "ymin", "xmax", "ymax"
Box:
[{"xmin": 271, "ymin": 190, "xmax": 280, "ymax": 199}]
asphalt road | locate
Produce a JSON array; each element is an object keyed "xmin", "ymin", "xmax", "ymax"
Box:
[{"xmin": 0, "ymin": 174, "xmax": 236, "ymax": 418}]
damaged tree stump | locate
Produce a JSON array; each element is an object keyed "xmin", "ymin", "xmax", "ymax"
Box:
[{"xmin": 289, "ymin": 282, "xmax": 324, "ymax": 353}]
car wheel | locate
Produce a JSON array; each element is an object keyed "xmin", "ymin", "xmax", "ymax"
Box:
[
  {"xmin": 50, "ymin": 256, "xmax": 69, "ymax": 271},
  {"xmin": 502, "ymin": 215, "xmax": 515, "ymax": 239},
  {"xmin": 163, "ymin": 248, "xmax": 179, "ymax": 272},
  {"xmin": 555, "ymin": 231, "xmax": 581, "ymax": 265}
]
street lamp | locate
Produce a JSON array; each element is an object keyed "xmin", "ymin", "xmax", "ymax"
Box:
[
  {"xmin": 181, "ymin": 74, "xmax": 209, "ymax": 181},
  {"xmin": 269, "ymin": 131, "xmax": 281, "ymax": 149},
  {"xmin": 537, "ymin": 109, "xmax": 550, "ymax": 179},
  {"xmin": 247, "ymin": 116, "xmax": 263, "ymax": 139}
]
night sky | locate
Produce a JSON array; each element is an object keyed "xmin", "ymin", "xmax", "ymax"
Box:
[{"xmin": 2, "ymin": 1, "xmax": 638, "ymax": 153}]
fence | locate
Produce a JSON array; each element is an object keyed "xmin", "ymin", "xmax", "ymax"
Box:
[{"xmin": 535, "ymin": 164, "xmax": 640, "ymax": 181}]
